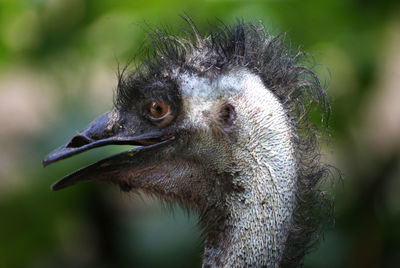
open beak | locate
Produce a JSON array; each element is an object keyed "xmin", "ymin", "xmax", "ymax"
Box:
[{"xmin": 43, "ymin": 110, "xmax": 174, "ymax": 191}]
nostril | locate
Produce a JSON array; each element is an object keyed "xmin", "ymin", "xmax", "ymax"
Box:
[{"xmin": 67, "ymin": 135, "xmax": 92, "ymax": 148}]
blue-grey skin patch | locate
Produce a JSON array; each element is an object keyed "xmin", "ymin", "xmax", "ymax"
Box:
[{"xmin": 177, "ymin": 69, "xmax": 297, "ymax": 267}]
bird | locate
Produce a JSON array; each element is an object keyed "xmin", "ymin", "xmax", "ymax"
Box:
[{"xmin": 43, "ymin": 19, "xmax": 333, "ymax": 267}]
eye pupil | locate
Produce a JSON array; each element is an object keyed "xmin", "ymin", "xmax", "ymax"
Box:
[{"xmin": 155, "ymin": 105, "xmax": 163, "ymax": 115}]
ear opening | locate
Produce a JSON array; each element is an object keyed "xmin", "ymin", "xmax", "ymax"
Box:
[{"xmin": 219, "ymin": 103, "xmax": 237, "ymax": 131}]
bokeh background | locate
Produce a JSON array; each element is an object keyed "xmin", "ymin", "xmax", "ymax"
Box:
[{"xmin": 1, "ymin": 0, "xmax": 400, "ymax": 267}]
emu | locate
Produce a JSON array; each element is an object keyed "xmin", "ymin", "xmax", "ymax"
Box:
[{"xmin": 44, "ymin": 20, "xmax": 332, "ymax": 267}]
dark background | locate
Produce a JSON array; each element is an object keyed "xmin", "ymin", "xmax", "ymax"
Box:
[{"xmin": 1, "ymin": 0, "xmax": 400, "ymax": 267}]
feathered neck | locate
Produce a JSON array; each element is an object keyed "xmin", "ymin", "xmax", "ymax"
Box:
[{"xmin": 199, "ymin": 73, "xmax": 298, "ymax": 267}]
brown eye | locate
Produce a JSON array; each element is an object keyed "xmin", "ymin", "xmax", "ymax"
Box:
[
  {"xmin": 145, "ymin": 101, "xmax": 174, "ymax": 126},
  {"xmin": 148, "ymin": 101, "xmax": 169, "ymax": 119}
]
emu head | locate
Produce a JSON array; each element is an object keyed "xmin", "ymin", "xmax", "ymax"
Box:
[{"xmin": 44, "ymin": 20, "xmax": 331, "ymax": 267}]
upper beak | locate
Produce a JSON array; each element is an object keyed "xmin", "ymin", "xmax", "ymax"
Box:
[{"xmin": 43, "ymin": 110, "xmax": 174, "ymax": 191}]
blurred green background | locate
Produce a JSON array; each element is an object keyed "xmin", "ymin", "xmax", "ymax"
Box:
[{"xmin": 1, "ymin": 0, "xmax": 400, "ymax": 267}]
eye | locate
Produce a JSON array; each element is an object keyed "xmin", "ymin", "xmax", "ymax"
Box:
[
  {"xmin": 148, "ymin": 101, "xmax": 170, "ymax": 119},
  {"xmin": 145, "ymin": 100, "xmax": 174, "ymax": 126}
]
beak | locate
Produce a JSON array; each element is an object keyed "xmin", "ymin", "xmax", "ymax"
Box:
[{"xmin": 43, "ymin": 110, "xmax": 174, "ymax": 191}]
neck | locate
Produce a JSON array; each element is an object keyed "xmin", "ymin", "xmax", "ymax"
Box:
[
  {"xmin": 202, "ymin": 170, "xmax": 297, "ymax": 267},
  {"xmin": 201, "ymin": 123, "xmax": 298, "ymax": 267},
  {"xmin": 202, "ymin": 73, "xmax": 298, "ymax": 267}
]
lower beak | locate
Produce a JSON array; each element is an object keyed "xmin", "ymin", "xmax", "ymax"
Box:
[{"xmin": 43, "ymin": 111, "xmax": 174, "ymax": 190}]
